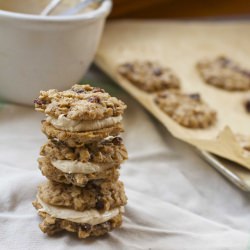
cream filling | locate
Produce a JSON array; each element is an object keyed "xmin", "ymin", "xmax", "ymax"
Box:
[
  {"xmin": 47, "ymin": 115, "xmax": 122, "ymax": 132},
  {"xmin": 37, "ymin": 196, "xmax": 124, "ymax": 225},
  {"xmin": 51, "ymin": 160, "xmax": 112, "ymax": 174}
]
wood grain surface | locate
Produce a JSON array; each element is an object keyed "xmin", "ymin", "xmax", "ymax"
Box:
[{"xmin": 110, "ymin": 0, "xmax": 250, "ymax": 19}]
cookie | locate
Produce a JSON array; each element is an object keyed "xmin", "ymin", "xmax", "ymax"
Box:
[
  {"xmin": 38, "ymin": 180, "xmax": 127, "ymax": 212},
  {"xmin": 118, "ymin": 61, "xmax": 180, "ymax": 93},
  {"xmin": 41, "ymin": 120, "xmax": 124, "ymax": 147},
  {"xmin": 40, "ymin": 137, "xmax": 127, "ymax": 164},
  {"xmin": 197, "ymin": 56, "xmax": 250, "ymax": 91},
  {"xmin": 34, "ymin": 84, "xmax": 126, "ymax": 121},
  {"xmin": 236, "ymin": 134, "xmax": 250, "ymax": 154},
  {"xmin": 155, "ymin": 91, "xmax": 217, "ymax": 128},
  {"xmin": 33, "ymin": 199, "xmax": 123, "ymax": 238},
  {"xmin": 38, "ymin": 157, "xmax": 120, "ymax": 187}
]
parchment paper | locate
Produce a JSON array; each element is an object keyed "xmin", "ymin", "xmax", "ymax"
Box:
[{"xmin": 95, "ymin": 20, "xmax": 250, "ymax": 169}]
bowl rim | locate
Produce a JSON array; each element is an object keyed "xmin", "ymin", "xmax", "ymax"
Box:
[{"xmin": 0, "ymin": 0, "xmax": 112, "ymax": 22}]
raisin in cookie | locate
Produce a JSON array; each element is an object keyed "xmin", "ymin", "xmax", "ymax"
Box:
[
  {"xmin": 244, "ymin": 98, "xmax": 250, "ymax": 113},
  {"xmin": 155, "ymin": 91, "xmax": 217, "ymax": 128},
  {"xmin": 197, "ymin": 56, "xmax": 250, "ymax": 91},
  {"xmin": 118, "ymin": 61, "xmax": 180, "ymax": 93}
]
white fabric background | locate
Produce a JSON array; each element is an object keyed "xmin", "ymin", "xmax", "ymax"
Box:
[{"xmin": 0, "ymin": 69, "xmax": 250, "ymax": 250}]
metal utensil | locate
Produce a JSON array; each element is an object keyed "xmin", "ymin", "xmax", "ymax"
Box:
[
  {"xmin": 40, "ymin": 0, "xmax": 62, "ymax": 16},
  {"xmin": 199, "ymin": 150, "xmax": 250, "ymax": 191},
  {"xmin": 61, "ymin": 0, "xmax": 103, "ymax": 16}
]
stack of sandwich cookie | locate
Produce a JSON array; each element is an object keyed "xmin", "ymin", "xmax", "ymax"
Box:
[{"xmin": 33, "ymin": 84, "xmax": 128, "ymax": 238}]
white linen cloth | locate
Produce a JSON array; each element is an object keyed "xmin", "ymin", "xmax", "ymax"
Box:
[{"xmin": 0, "ymin": 69, "xmax": 250, "ymax": 250}]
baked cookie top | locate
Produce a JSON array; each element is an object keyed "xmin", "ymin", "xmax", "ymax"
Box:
[
  {"xmin": 38, "ymin": 180, "xmax": 127, "ymax": 212},
  {"xmin": 40, "ymin": 137, "xmax": 128, "ymax": 164},
  {"xmin": 155, "ymin": 91, "xmax": 217, "ymax": 128},
  {"xmin": 197, "ymin": 56, "xmax": 250, "ymax": 91},
  {"xmin": 118, "ymin": 61, "xmax": 180, "ymax": 93},
  {"xmin": 34, "ymin": 84, "xmax": 126, "ymax": 120}
]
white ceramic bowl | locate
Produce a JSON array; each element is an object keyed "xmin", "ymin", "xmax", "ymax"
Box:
[{"xmin": 0, "ymin": 0, "xmax": 112, "ymax": 105}]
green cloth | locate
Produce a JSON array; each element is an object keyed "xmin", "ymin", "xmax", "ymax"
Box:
[{"xmin": 0, "ymin": 99, "xmax": 5, "ymax": 110}]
